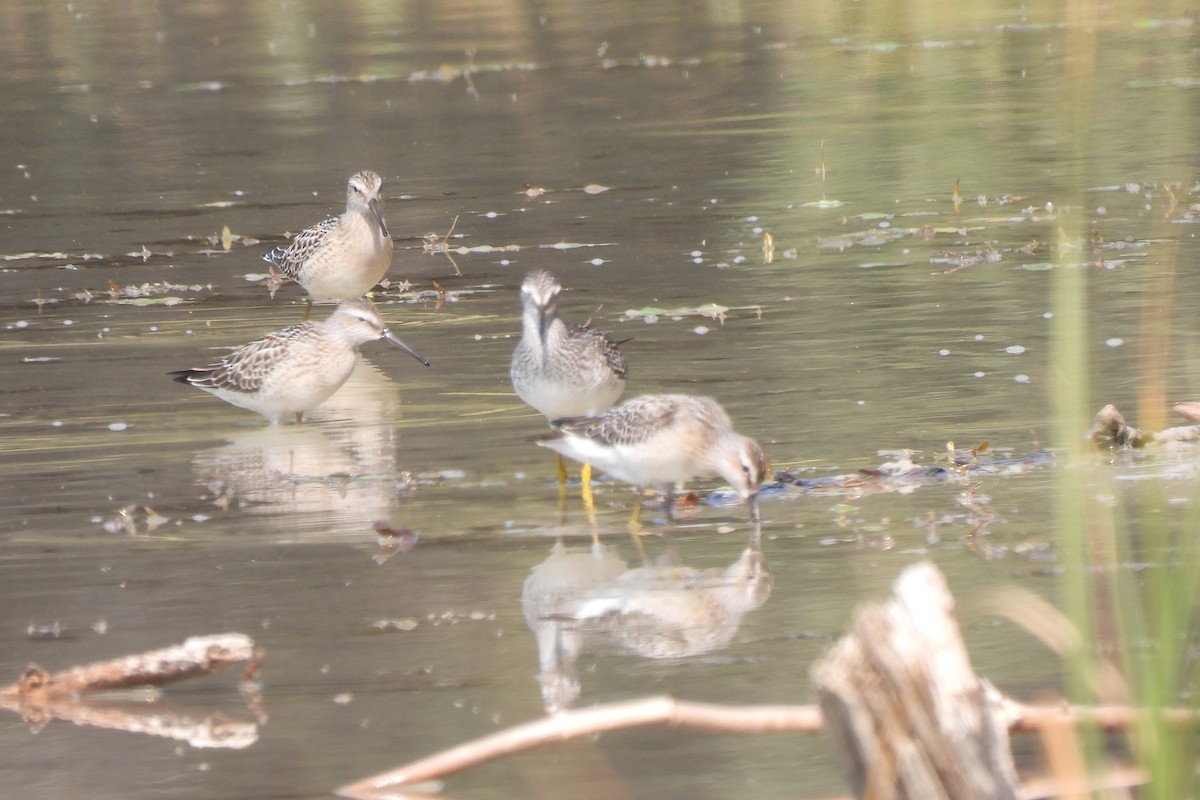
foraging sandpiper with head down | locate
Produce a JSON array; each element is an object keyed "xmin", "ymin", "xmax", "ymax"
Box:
[
  {"xmin": 538, "ymin": 393, "xmax": 767, "ymax": 526},
  {"xmin": 510, "ymin": 269, "xmax": 628, "ymax": 487},
  {"xmin": 171, "ymin": 297, "xmax": 429, "ymax": 424},
  {"xmin": 264, "ymin": 170, "xmax": 394, "ymax": 303}
]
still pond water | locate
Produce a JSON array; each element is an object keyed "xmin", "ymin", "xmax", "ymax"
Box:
[{"xmin": 1, "ymin": 1, "xmax": 1198, "ymax": 798}]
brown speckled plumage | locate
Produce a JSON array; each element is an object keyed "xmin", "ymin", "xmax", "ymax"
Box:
[
  {"xmin": 172, "ymin": 297, "xmax": 427, "ymax": 424},
  {"xmin": 540, "ymin": 393, "xmax": 766, "ymax": 520},
  {"xmin": 263, "ymin": 170, "xmax": 393, "ymax": 302}
]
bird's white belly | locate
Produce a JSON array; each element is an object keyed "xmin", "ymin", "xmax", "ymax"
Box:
[
  {"xmin": 519, "ymin": 379, "xmax": 621, "ymax": 421},
  {"xmin": 208, "ymin": 349, "xmax": 356, "ymax": 423},
  {"xmin": 303, "ymin": 229, "xmax": 392, "ymax": 302},
  {"xmin": 560, "ymin": 437, "xmax": 702, "ymax": 488}
]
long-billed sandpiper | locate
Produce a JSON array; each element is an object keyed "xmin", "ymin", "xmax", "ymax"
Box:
[
  {"xmin": 263, "ymin": 170, "xmax": 394, "ymax": 302},
  {"xmin": 510, "ymin": 269, "xmax": 627, "ymax": 487},
  {"xmin": 171, "ymin": 297, "xmax": 428, "ymax": 424},
  {"xmin": 538, "ymin": 394, "xmax": 767, "ymax": 525}
]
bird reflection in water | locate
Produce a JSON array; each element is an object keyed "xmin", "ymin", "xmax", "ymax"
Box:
[
  {"xmin": 522, "ymin": 526, "xmax": 771, "ymax": 713},
  {"xmin": 191, "ymin": 357, "xmax": 407, "ymax": 522}
]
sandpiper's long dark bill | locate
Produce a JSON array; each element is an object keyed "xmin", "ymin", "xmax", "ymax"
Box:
[
  {"xmin": 263, "ymin": 170, "xmax": 394, "ymax": 303},
  {"xmin": 539, "ymin": 393, "xmax": 767, "ymax": 525},
  {"xmin": 380, "ymin": 328, "xmax": 430, "ymax": 367},
  {"xmin": 367, "ymin": 190, "xmax": 389, "ymax": 238},
  {"xmin": 171, "ymin": 297, "xmax": 428, "ymax": 425}
]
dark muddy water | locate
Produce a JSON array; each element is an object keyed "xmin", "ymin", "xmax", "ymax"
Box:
[{"xmin": 1, "ymin": 1, "xmax": 1198, "ymax": 798}]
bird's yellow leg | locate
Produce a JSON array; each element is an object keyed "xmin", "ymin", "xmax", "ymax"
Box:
[
  {"xmin": 555, "ymin": 453, "xmax": 569, "ymax": 485},
  {"xmin": 628, "ymin": 496, "xmax": 642, "ymax": 530},
  {"xmin": 579, "ymin": 462, "xmax": 595, "ymax": 512}
]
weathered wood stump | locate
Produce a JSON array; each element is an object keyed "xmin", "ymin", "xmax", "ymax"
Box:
[{"xmin": 811, "ymin": 562, "xmax": 1020, "ymax": 800}]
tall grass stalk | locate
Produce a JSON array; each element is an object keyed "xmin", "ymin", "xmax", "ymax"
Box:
[
  {"xmin": 1052, "ymin": 0, "xmax": 1100, "ymax": 753},
  {"xmin": 1053, "ymin": 1, "xmax": 1199, "ymax": 794},
  {"xmin": 1121, "ymin": 251, "xmax": 1200, "ymax": 799}
]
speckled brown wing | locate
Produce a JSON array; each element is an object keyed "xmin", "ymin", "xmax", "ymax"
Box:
[
  {"xmin": 172, "ymin": 324, "xmax": 309, "ymax": 394},
  {"xmin": 566, "ymin": 323, "xmax": 628, "ymax": 380},
  {"xmin": 553, "ymin": 396, "xmax": 678, "ymax": 447},
  {"xmin": 262, "ymin": 217, "xmax": 338, "ymax": 279}
]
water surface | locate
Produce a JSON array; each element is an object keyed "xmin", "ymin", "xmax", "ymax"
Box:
[{"xmin": 1, "ymin": 1, "xmax": 1198, "ymax": 798}]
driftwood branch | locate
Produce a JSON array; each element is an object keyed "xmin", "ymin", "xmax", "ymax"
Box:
[
  {"xmin": 0, "ymin": 633, "xmax": 263, "ymax": 749},
  {"xmin": 337, "ymin": 697, "xmax": 822, "ymax": 798},
  {"xmin": 0, "ymin": 633, "xmax": 259, "ymax": 700},
  {"xmin": 335, "ymin": 690, "xmax": 1194, "ymax": 799},
  {"xmin": 999, "ymin": 697, "xmax": 1198, "ymax": 734}
]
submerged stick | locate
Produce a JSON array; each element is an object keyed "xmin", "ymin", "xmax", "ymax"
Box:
[{"xmin": 1, "ymin": 633, "xmax": 259, "ymax": 699}]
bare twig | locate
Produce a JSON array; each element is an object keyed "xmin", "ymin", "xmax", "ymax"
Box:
[
  {"xmin": 462, "ymin": 50, "xmax": 480, "ymax": 100},
  {"xmin": 1001, "ymin": 699, "xmax": 1198, "ymax": 733},
  {"xmin": 0, "ymin": 633, "xmax": 258, "ymax": 699},
  {"xmin": 335, "ymin": 690, "xmax": 1194, "ymax": 799},
  {"xmin": 336, "ymin": 696, "xmax": 821, "ymax": 798},
  {"xmin": 0, "ymin": 634, "xmax": 262, "ymax": 748},
  {"xmin": 422, "ymin": 215, "xmax": 462, "ymax": 275}
]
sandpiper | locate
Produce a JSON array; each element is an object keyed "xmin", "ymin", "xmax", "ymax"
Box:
[
  {"xmin": 171, "ymin": 297, "xmax": 429, "ymax": 424},
  {"xmin": 510, "ymin": 269, "xmax": 627, "ymax": 487},
  {"xmin": 263, "ymin": 170, "xmax": 394, "ymax": 303},
  {"xmin": 538, "ymin": 394, "xmax": 767, "ymax": 525}
]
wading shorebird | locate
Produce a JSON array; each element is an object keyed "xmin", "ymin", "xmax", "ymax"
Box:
[
  {"xmin": 538, "ymin": 393, "xmax": 767, "ymax": 527},
  {"xmin": 171, "ymin": 298, "xmax": 429, "ymax": 424},
  {"xmin": 263, "ymin": 170, "xmax": 393, "ymax": 303},
  {"xmin": 510, "ymin": 269, "xmax": 628, "ymax": 491}
]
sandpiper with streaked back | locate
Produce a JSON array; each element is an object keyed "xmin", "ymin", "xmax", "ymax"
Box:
[
  {"xmin": 171, "ymin": 297, "xmax": 429, "ymax": 424},
  {"xmin": 510, "ymin": 269, "xmax": 628, "ymax": 488},
  {"xmin": 539, "ymin": 393, "xmax": 767, "ymax": 526},
  {"xmin": 264, "ymin": 170, "xmax": 394, "ymax": 303}
]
